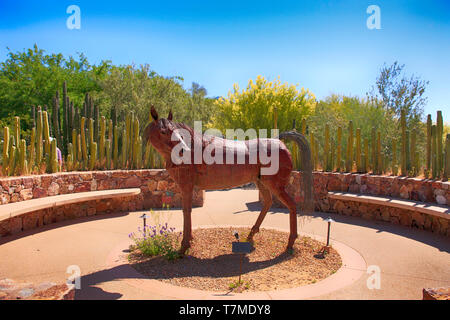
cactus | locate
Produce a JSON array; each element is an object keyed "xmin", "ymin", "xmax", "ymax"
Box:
[
  {"xmin": 50, "ymin": 139, "xmax": 58, "ymax": 173},
  {"xmin": 301, "ymin": 118, "xmax": 306, "ymax": 135},
  {"xmin": 8, "ymin": 144, "xmax": 17, "ymax": 176},
  {"xmin": 392, "ymin": 139, "xmax": 398, "ymax": 176},
  {"xmin": 310, "ymin": 131, "xmax": 315, "ymax": 169},
  {"xmin": 2, "ymin": 127, "xmax": 10, "ymax": 175},
  {"xmin": 405, "ymin": 130, "xmax": 410, "ymax": 173},
  {"xmin": 314, "ymin": 137, "xmax": 319, "ymax": 171},
  {"xmin": 122, "ymin": 128, "xmax": 128, "ymax": 168},
  {"xmin": 376, "ymin": 131, "xmax": 382, "ymax": 175},
  {"xmin": 63, "ymin": 81, "xmax": 69, "ymax": 154},
  {"xmin": 36, "ymin": 108, "xmax": 43, "ymax": 165},
  {"xmin": 27, "ymin": 127, "xmax": 35, "ymax": 173},
  {"xmin": 113, "ymin": 126, "xmax": 119, "ymax": 169},
  {"xmin": 444, "ymin": 134, "xmax": 450, "ymax": 181},
  {"xmin": 363, "ymin": 138, "xmax": 369, "ymax": 173},
  {"xmin": 132, "ymin": 118, "xmax": 140, "ymax": 169},
  {"xmin": 431, "ymin": 125, "xmax": 437, "ymax": 179},
  {"xmin": 67, "ymin": 143, "xmax": 74, "ymax": 171},
  {"xmin": 94, "ymin": 103, "xmax": 100, "ymax": 143},
  {"xmin": 410, "ymin": 129, "xmax": 417, "ymax": 176},
  {"xmin": 324, "ymin": 124, "xmax": 330, "ymax": 171},
  {"xmin": 52, "ymin": 92, "xmax": 63, "ymax": 149},
  {"xmin": 19, "ymin": 139, "xmax": 27, "ymax": 175},
  {"xmin": 355, "ymin": 128, "xmax": 362, "ymax": 172},
  {"xmin": 71, "ymin": 129, "xmax": 78, "ymax": 170},
  {"xmin": 14, "ymin": 116, "xmax": 20, "ymax": 146},
  {"xmin": 346, "ymin": 120, "xmax": 353, "ymax": 172},
  {"xmin": 80, "ymin": 117, "xmax": 88, "ymax": 169},
  {"xmin": 43, "ymin": 111, "xmax": 51, "ymax": 157},
  {"xmin": 437, "ymin": 110, "xmax": 443, "ymax": 177},
  {"xmin": 400, "ymin": 109, "xmax": 407, "ymax": 176},
  {"xmin": 426, "ymin": 114, "xmax": 432, "ymax": 174},
  {"xmin": 77, "ymin": 134, "xmax": 82, "ymax": 164},
  {"xmin": 89, "ymin": 141, "xmax": 97, "ymax": 171},
  {"xmin": 99, "ymin": 116, "xmax": 106, "ymax": 167},
  {"xmin": 336, "ymin": 126, "xmax": 342, "ymax": 172},
  {"xmin": 106, "ymin": 139, "xmax": 112, "ymax": 170}
]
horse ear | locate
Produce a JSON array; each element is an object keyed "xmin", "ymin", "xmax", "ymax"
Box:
[
  {"xmin": 168, "ymin": 110, "xmax": 173, "ymax": 121},
  {"xmin": 150, "ymin": 105, "xmax": 158, "ymax": 121}
]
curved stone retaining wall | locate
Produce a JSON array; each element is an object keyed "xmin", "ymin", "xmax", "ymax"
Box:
[
  {"xmin": 270, "ymin": 172, "xmax": 450, "ymax": 236},
  {"xmin": 0, "ymin": 170, "xmax": 204, "ymax": 238}
]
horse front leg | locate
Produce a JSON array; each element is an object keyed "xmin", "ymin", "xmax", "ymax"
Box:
[{"xmin": 179, "ymin": 188, "xmax": 193, "ymax": 255}]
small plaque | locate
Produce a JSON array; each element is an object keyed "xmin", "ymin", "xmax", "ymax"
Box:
[{"xmin": 232, "ymin": 241, "xmax": 254, "ymax": 254}]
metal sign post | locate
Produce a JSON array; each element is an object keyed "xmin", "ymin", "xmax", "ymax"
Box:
[{"xmin": 231, "ymin": 231, "xmax": 254, "ymax": 286}]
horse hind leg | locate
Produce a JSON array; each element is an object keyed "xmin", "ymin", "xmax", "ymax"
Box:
[
  {"xmin": 270, "ymin": 185, "xmax": 298, "ymax": 251},
  {"xmin": 246, "ymin": 180, "xmax": 273, "ymax": 242}
]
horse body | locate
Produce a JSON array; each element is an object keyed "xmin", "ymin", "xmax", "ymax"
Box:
[{"xmin": 144, "ymin": 107, "xmax": 313, "ymax": 254}]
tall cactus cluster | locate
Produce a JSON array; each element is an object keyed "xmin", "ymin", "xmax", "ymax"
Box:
[
  {"xmin": 286, "ymin": 109, "xmax": 447, "ymax": 181},
  {"xmin": 1, "ymin": 81, "xmax": 164, "ymax": 176}
]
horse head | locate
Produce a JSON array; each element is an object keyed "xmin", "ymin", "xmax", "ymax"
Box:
[{"xmin": 143, "ymin": 105, "xmax": 191, "ymax": 159}]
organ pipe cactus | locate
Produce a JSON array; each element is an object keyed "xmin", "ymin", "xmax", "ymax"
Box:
[
  {"xmin": 50, "ymin": 139, "xmax": 58, "ymax": 173},
  {"xmin": 19, "ymin": 139, "xmax": 27, "ymax": 175},
  {"xmin": 400, "ymin": 109, "xmax": 407, "ymax": 176},
  {"xmin": 336, "ymin": 126, "xmax": 342, "ymax": 172},
  {"xmin": 80, "ymin": 117, "xmax": 88, "ymax": 169},
  {"xmin": 67, "ymin": 143, "xmax": 74, "ymax": 171},
  {"xmin": 8, "ymin": 144, "xmax": 17, "ymax": 176},
  {"xmin": 72, "ymin": 129, "xmax": 77, "ymax": 168},
  {"xmin": 355, "ymin": 128, "xmax": 361, "ymax": 172},
  {"xmin": 324, "ymin": 124, "xmax": 330, "ymax": 171},
  {"xmin": 405, "ymin": 130, "xmax": 410, "ymax": 173},
  {"xmin": 410, "ymin": 129, "xmax": 417, "ymax": 176},
  {"xmin": 106, "ymin": 139, "xmax": 112, "ymax": 170},
  {"xmin": 431, "ymin": 125, "xmax": 437, "ymax": 179},
  {"xmin": 132, "ymin": 118, "xmax": 140, "ymax": 169},
  {"xmin": 437, "ymin": 110, "xmax": 443, "ymax": 176},
  {"xmin": 346, "ymin": 121, "xmax": 353, "ymax": 172},
  {"xmin": 2, "ymin": 127, "xmax": 10, "ymax": 175},
  {"xmin": 43, "ymin": 111, "xmax": 51, "ymax": 157},
  {"xmin": 36, "ymin": 108, "xmax": 43, "ymax": 165},
  {"xmin": 99, "ymin": 116, "xmax": 106, "ymax": 167},
  {"xmin": 310, "ymin": 131, "xmax": 315, "ymax": 170},
  {"xmin": 376, "ymin": 131, "xmax": 382, "ymax": 175},
  {"xmin": 122, "ymin": 128, "xmax": 127, "ymax": 168},
  {"xmin": 392, "ymin": 139, "xmax": 398, "ymax": 176},
  {"xmin": 14, "ymin": 117, "xmax": 20, "ymax": 146},
  {"xmin": 89, "ymin": 141, "xmax": 97, "ymax": 171},
  {"xmin": 113, "ymin": 126, "xmax": 119, "ymax": 169},
  {"xmin": 28, "ymin": 127, "xmax": 35, "ymax": 173},
  {"xmin": 444, "ymin": 134, "xmax": 450, "ymax": 182},
  {"xmin": 426, "ymin": 114, "xmax": 432, "ymax": 174},
  {"xmin": 363, "ymin": 138, "xmax": 369, "ymax": 173}
]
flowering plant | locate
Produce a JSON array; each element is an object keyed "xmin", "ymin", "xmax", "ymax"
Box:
[{"xmin": 129, "ymin": 222, "xmax": 181, "ymax": 261}]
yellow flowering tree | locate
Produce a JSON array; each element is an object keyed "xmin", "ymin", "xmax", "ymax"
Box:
[{"xmin": 213, "ymin": 76, "xmax": 316, "ymax": 132}]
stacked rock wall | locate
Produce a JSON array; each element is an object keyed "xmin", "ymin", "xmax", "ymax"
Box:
[
  {"xmin": 269, "ymin": 172, "xmax": 450, "ymax": 236},
  {"xmin": 0, "ymin": 169, "xmax": 204, "ymax": 237}
]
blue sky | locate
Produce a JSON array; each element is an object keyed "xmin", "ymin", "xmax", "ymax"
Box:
[{"xmin": 0, "ymin": 0, "xmax": 449, "ymax": 120}]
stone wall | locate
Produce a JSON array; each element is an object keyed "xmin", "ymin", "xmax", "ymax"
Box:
[
  {"xmin": 0, "ymin": 169, "xmax": 204, "ymax": 238},
  {"xmin": 268, "ymin": 172, "xmax": 450, "ymax": 236}
]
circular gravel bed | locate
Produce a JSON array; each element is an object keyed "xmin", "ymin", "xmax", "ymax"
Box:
[{"xmin": 128, "ymin": 227, "xmax": 342, "ymax": 292}]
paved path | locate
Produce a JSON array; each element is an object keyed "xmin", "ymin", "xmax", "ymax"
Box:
[{"xmin": 0, "ymin": 189, "xmax": 449, "ymax": 299}]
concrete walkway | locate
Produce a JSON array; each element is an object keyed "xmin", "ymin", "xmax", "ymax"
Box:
[{"xmin": 0, "ymin": 189, "xmax": 449, "ymax": 300}]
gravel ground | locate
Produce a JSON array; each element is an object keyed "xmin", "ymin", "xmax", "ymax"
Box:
[{"xmin": 129, "ymin": 227, "xmax": 342, "ymax": 292}]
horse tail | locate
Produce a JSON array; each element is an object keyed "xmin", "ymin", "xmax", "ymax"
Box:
[{"xmin": 278, "ymin": 130, "xmax": 314, "ymax": 213}]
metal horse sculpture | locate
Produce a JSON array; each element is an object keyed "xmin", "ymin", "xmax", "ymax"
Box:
[{"xmin": 144, "ymin": 106, "xmax": 313, "ymax": 254}]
